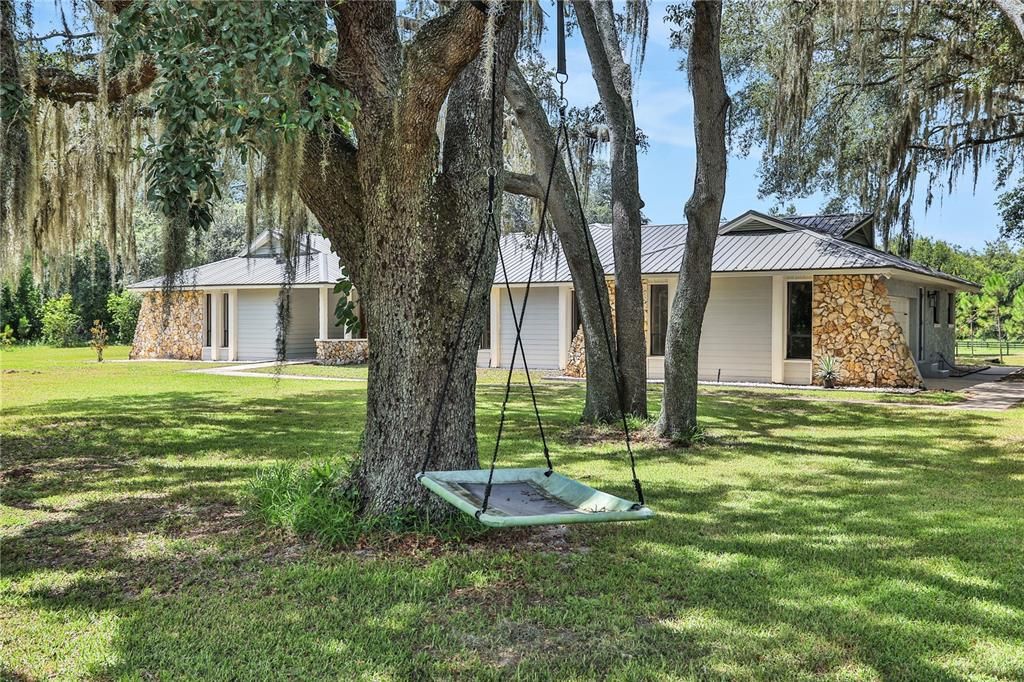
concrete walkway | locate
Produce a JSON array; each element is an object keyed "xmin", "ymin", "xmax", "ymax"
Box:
[
  {"xmin": 185, "ymin": 359, "xmax": 367, "ymax": 382},
  {"xmin": 925, "ymin": 366, "xmax": 1024, "ymax": 410}
]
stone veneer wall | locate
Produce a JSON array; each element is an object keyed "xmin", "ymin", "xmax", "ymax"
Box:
[
  {"xmin": 565, "ymin": 327, "xmax": 586, "ymax": 377},
  {"xmin": 812, "ymin": 274, "xmax": 922, "ymax": 388},
  {"xmin": 130, "ymin": 291, "xmax": 204, "ymax": 360},
  {"xmin": 316, "ymin": 338, "xmax": 369, "ymax": 365},
  {"xmin": 563, "ymin": 277, "xmax": 648, "ymax": 379}
]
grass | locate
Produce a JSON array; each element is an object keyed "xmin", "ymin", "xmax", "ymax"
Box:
[
  {"xmin": 2, "ymin": 346, "xmax": 1023, "ymax": 680},
  {"xmin": 956, "ymin": 341, "xmax": 1024, "ymax": 366},
  {"xmin": 957, "ymin": 354, "xmax": 1024, "ymax": 367}
]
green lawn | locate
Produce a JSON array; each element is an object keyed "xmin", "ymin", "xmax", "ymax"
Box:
[
  {"xmin": 957, "ymin": 354, "xmax": 1024, "ymax": 367},
  {"xmin": 2, "ymin": 347, "xmax": 1023, "ymax": 680}
]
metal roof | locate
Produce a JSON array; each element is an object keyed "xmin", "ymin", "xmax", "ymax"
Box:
[
  {"xmin": 495, "ymin": 218, "xmax": 978, "ymax": 289},
  {"xmin": 785, "ymin": 213, "xmax": 871, "ymax": 238},
  {"xmin": 128, "ymin": 217, "xmax": 978, "ymax": 292},
  {"xmin": 128, "ymin": 233, "xmax": 343, "ymax": 290}
]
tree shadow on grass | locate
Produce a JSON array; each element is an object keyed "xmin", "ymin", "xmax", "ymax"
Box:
[{"xmin": 2, "ymin": 385, "xmax": 1023, "ymax": 679}]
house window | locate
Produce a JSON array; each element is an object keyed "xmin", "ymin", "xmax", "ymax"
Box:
[
  {"xmin": 480, "ymin": 298, "xmax": 490, "ymax": 350},
  {"xmin": 650, "ymin": 284, "xmax": 669, "ymax": 357},
  {"xmin": 932, "ymin": 291, "xmax": 939, "ymax": 324},
  {"xmin": 947, "ymin": 292, "xmax": 955, "ymax": 325},
  {"xmin": 205, "ymin": 294, "xmax": 212, "ymax": 347},
  {"xmin": 222, "ymin": 293, "xmax": 229, "ymax": 348},
  {"xmin": 786, "ymin": 281, "xmax": 812, "ymax": 359}
]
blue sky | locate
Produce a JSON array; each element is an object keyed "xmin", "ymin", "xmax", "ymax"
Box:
[{"xmin": 557, "ymin": 2, "xmax": 1006, "ymax": 249}]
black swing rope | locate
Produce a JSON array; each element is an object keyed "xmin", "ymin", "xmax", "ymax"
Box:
[
  {"xmin": 419, "ymin": 0, "xmax": 645, "ymax": 514},
  {"xmin": 418, "ymin": 26, "xmax": 551, "ymax": 481}
]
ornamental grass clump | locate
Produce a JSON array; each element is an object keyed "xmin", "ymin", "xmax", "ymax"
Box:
[
  {"xmin": 242, "ymin": 460, "xmax": 363, "ymax": 548},
  {"xmin": 815, "ymin": 354, "xmax": 842, "ymax": 388}
]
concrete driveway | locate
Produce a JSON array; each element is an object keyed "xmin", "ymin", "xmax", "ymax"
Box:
[{"xmin": 925, "ymin": 366, "xmax": 1024, "ymax": 410}]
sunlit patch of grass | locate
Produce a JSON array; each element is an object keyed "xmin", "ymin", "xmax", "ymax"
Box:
[{"xmin": 1, "ymin": 346, "xmax": 1023, "ymax": 679}]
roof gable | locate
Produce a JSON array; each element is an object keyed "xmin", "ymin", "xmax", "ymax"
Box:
[{"xmin": 719, "ymin": 210, "xmax": 799, "ymax": 235}]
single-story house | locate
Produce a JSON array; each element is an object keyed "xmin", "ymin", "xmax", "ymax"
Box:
[
  {"xmin": 128, "ymin": 232, "xmax": 369, "ymax": 364},
  {"xmin": 128, "ymin": 211, "xmax": 979, "ymax": 387}
]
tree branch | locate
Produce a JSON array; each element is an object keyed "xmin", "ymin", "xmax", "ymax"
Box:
[
  {"xmin": 32, "ymin": 60, "xmax": 157, "ymax": 104},
  {"xmin": 20, "ymin": 29, "xmax": 97, "ymax": 43},
  {"xmin": 400, "ymin": 2, "xmax": 488, "ymax": 133},
  {"xmin": 994, "ymin": 0, "xmax": 1024, "ymax": 42},
  {"xmin": 503, "ymin": 171, "xmax": 543, "ymax": 198},
  {"xmin": 909, "ymin": 130, "xmax": 1024, "ymax": 153},
  {"xmin": 300, "ymin": 128, "xmax": 366, "ymax": 282},
  {"xmin": 330, "ymin": 0, "xmax": 402, "ymax": 113}
]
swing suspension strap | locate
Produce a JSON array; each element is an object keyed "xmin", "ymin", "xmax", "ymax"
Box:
[
  {"xmin": 421, "ymin": 0, "xmax": 645, "ymax": 512},
  {"xmin": 419, "ymin": 34, "xmax": 551, "ymax": 480},
  {"xmin": 556, "ymin": 78, "xmax": 644, "ymax": 507}
]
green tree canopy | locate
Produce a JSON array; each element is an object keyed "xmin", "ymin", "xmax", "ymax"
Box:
[{"xmin": 720, "ymin": 0, "xmax": 1024, "ymax": 252}]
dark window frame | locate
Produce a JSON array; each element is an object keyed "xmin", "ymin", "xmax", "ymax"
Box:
[
  {"xmin": 947, "ymin": 291, "xmax": 955, "ymax": 325},
  {"xmin": 786, "ymin": 281, "xmax": 812, "ymax": 360},
  {"xmin": 571, "ymin": 290, "xmax": 581, "ymax": 337},
  {"xmin": 480, "ymin": 298, "xmax": 490, "ymax": 350},
  {"xmin": 932, "ymin": 291, "xmax": 940, "ymax": 324},
  {"xmin": 205, "ymin": 294, "xmax": 212, "ymax": 347},
  {"xmin": 649, "ymin": 284, "xmax": 669, "ymax": 357},
  {"xmin": 356, "ymin": 301, "xmax": 367, "ymax": 339},
  {"xmin": 222, "ymin": 293, "xmax": 229, "ymax": 348}
]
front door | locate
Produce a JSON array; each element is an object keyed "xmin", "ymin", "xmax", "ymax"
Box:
[{"xmin": 888, "ymin": 296, "xmax": 913, "ymax": 358}]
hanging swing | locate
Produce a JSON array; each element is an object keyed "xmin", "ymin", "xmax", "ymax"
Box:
[{"xmin": 417, "ymin": 1, "xmax": 653, "ymax": 528}]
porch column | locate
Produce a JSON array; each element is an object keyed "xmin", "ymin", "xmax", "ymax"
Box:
[
  {"xmin": 557, "ymin": 285, "xmax": 571, "ymax": 369},
  {"xmin": 318, "ymin": 286, "xmax": 330, "ymax": 340},
  {"xmin": 489, "ymin": 286, "xmax": 501, "ymax": 368},
  {"xmin": 771, "ymin": 276, "xmax": 785, "ymax": 383},
  {"xmin": 209, "ymin": 290, "xmax": 220, "ymax": 361},
  {"xmin": 228, "ymin": 289, "xmax": 239, "ymax": 361}
]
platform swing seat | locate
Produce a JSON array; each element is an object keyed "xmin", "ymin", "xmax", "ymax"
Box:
[{"xmin": 416, "ymin": 1, "xmax": 652, "ymax": 529}]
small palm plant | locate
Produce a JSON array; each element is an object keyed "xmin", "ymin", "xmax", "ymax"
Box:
[
  {"xmin": 815, "ymin": 354, "xmax": 841, "ymax": 388},
  {"xmin": 90, "ymin": 320, "xmax": 108, "ymax": 362}
]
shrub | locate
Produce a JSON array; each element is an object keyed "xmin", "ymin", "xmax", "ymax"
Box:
[
  {"xmin": 1, "ymin": 263, "xmax": 42, "ymax": 341},
  {"xmin": 40, "ymin": 295, "xmax": 81, "ymax": 347},
  {"xmin": 106, "ymin": 290, "xmax": 142, "ymax": 345},
  {"xmin": 242, "ymin": 460, "xmax": 362, "ymax": 547},
  {"xmin": 0, "ymin": 325, "xmax": 14, "ymax": 350},
  {"xmin": 16, "ymin": 315, "xmax": 32, "ymax": 339},
  {"xmin": 90, "ymin": 320, "xmax": 109, "ymax": 362}
]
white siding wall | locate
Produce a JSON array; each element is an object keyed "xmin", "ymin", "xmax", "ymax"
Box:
[
  {"xmin": 237, "ymin": 288, "xmax": 319, "ymax": 360},
  {"xmin": 783, "ymin": 361, "xmax": 811, "ymax": 384},
  {"xmin": 286, "ymin": 288, "xmax": 319, "ymax": 358},
  {"xmin": 327, "ymin": 290, "xmax": 346, "ymax": 339},
  {"xmin": 697, "ymin": 276, "xmax": 773, "ymax": 382},
  {"xmin": 500, "ymin": 287, "xmax": 560, "ymax": 369},
  {"xmin": 237, "ymin": 290, "xmax": 277, "ymax": 360}
]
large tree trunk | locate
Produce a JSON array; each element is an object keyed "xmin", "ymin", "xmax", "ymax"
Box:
[
  {"xmin": 655, "ymin": 0, "xmax": 729, "ymax": 442},
  {"xmin": 301, "ymin": 2, "xmax": 521, "ymax": 515},
  {"xmin": 504, "ymin": 63, "xmax": 621, "ymax": 423},
  {"xmin": 575, "ymin": 0, "xmax": 648, "ymax": 418}
]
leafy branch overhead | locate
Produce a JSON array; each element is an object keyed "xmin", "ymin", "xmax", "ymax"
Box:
[
  {"xmin": 2, "ymin": 0, "xmax": 356, "ymax": 281},
  {"xmin": 714, "ymin": 0, "xmax": 1024, "ymax": 251}
]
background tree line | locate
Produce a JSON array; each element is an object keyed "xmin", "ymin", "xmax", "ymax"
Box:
[{"xmin": 911, "ymin": 237, "xmax": 1024, "ymax": 345}]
